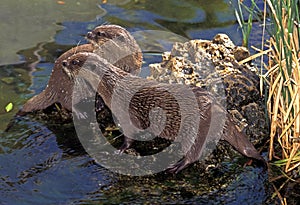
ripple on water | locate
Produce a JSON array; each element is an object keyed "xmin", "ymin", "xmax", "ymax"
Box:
[{"xmin": 0, "ymin": 118, "xmax": 113, "ymax": 205}]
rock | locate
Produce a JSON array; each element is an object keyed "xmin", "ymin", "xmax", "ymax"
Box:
[{"xmin": 148, "ymin": 34, "xmax": 268, "ymax": 146}]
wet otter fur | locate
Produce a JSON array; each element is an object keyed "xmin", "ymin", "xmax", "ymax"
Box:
[
  {"xmin": 21, "ymin": 25, "xmax": 142, "ymax": 115},
  {"xmin": 62, "ymin": 52, "xmax": 265, "ymax": 174}
]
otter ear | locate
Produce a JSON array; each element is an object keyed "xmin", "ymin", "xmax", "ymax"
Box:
[{"xmin": 117, "ymin": 34, "xmax": 126, "ymax": 42}]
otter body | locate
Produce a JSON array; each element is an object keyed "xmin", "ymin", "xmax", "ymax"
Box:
[
  {"xmin": 21, "ymin": 25, "xmax": 142, "ymax": 114},
  {"xmin": 62, "ymin": 52, "xmax": 265, "ymax": 173}
]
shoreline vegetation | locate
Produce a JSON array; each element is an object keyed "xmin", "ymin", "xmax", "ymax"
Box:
[{"xmin": 235, "ymin": 0, "xmax": 300, "ymax": 204}]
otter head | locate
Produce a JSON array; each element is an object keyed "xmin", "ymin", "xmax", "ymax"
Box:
[
  {"xmin": 61, "ymin": 52, "xmax": 110, "ymax": 83},
  {"xmin": 61, "ymin": 52, "xmax": 119, "ymax": 107},
  {"xmin": 86, "ymin": 24, "xmax": 129, "ymax": 46},
  {"xmin": 62, "ymin": 54, "xmax": 89, "ymax": 80},
  {"xmin": 86, "ymin": 25, "xmax": 142, "ymax": 76}
]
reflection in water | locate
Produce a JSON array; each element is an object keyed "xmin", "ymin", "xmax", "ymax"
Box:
[{"xmin": 0, "ymin": 0, "xmax": 106, "ymax": 66}]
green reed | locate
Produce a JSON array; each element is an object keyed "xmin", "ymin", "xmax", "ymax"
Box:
[
  {"xmin": 234, "ymin": 0, "xmax": 261, "ymax": 47},
  {"xmin": 234, "ymin": 0, "xmax": 300, "ymax": 204}
]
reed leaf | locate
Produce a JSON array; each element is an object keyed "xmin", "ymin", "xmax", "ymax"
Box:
[{"xmin": 234, "ymin": 0, "xmax": 300, "ymax": 201}]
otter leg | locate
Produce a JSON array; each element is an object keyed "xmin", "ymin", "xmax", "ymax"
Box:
[
  {"xmin": 164, "ymin": 104, "xmax": 212, "ymax": 173},
  {"xmin": 165, "ymin": 139, "xmax": 206, "ymax": 174},
  {"xmin": 166, "ymin": 129, "xmax": 210, "ymax": 174},
  {"xmin": 166, "ymin": 108, "xmax": 213, "ymax": 174},
  {"xmin": 117, "ymin": 136, "xmax": 134, "ymax": 154}
]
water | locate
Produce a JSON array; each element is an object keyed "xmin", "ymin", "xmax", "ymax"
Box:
[{"xmin": 0, "ymin": 0, "xmax": 270, "ymax": 204}]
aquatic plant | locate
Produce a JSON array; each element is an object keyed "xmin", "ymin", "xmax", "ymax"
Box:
[
  {"xmin": 234, "ymin": 0, "xmax": 300, "ymax": 203},
  {"xmin": 264, "ymin": 0, "xmax": 300, "ymax": 203},
  {"xmin": 235, "ymin": 0, "xmax": 257, "ymax": 47}
]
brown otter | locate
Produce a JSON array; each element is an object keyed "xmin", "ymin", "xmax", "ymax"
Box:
[
  {"xmin": 61, "ymin": 52, "xmax": 265, "ymax": 174},
  {"xmin": 21, "ymin": 25, "xmax": 142, "ymax": 115}
]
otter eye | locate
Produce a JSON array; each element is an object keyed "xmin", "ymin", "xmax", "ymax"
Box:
[
  {"xmin": 62, "ymin": 60, "xmax": 68, "ymax": 67},
  {"xmin": 97, "ymin": 31, "xmax": 107, "ymax": 37},
  {"xmin": 72, "ymin": 60, "xmax": 79, "ymax": 65}
]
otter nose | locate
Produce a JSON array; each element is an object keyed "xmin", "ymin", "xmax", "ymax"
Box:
[{"xmin": 86, "ymin": 31, "xmax": 94, "ymax": 39}]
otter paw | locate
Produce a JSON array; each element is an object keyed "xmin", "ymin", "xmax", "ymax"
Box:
[{"xmin": 166, "ymin": 158, "xmax": 191, "ymax": 174}]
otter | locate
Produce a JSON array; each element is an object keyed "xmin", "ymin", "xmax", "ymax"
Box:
[
  {"xmin": 61, "ymin": 52, "xmax": 265, "ymax": 174},
  {"xmin": 21, "ymin": 25, "xmax": 142, "ymax": 116}
]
